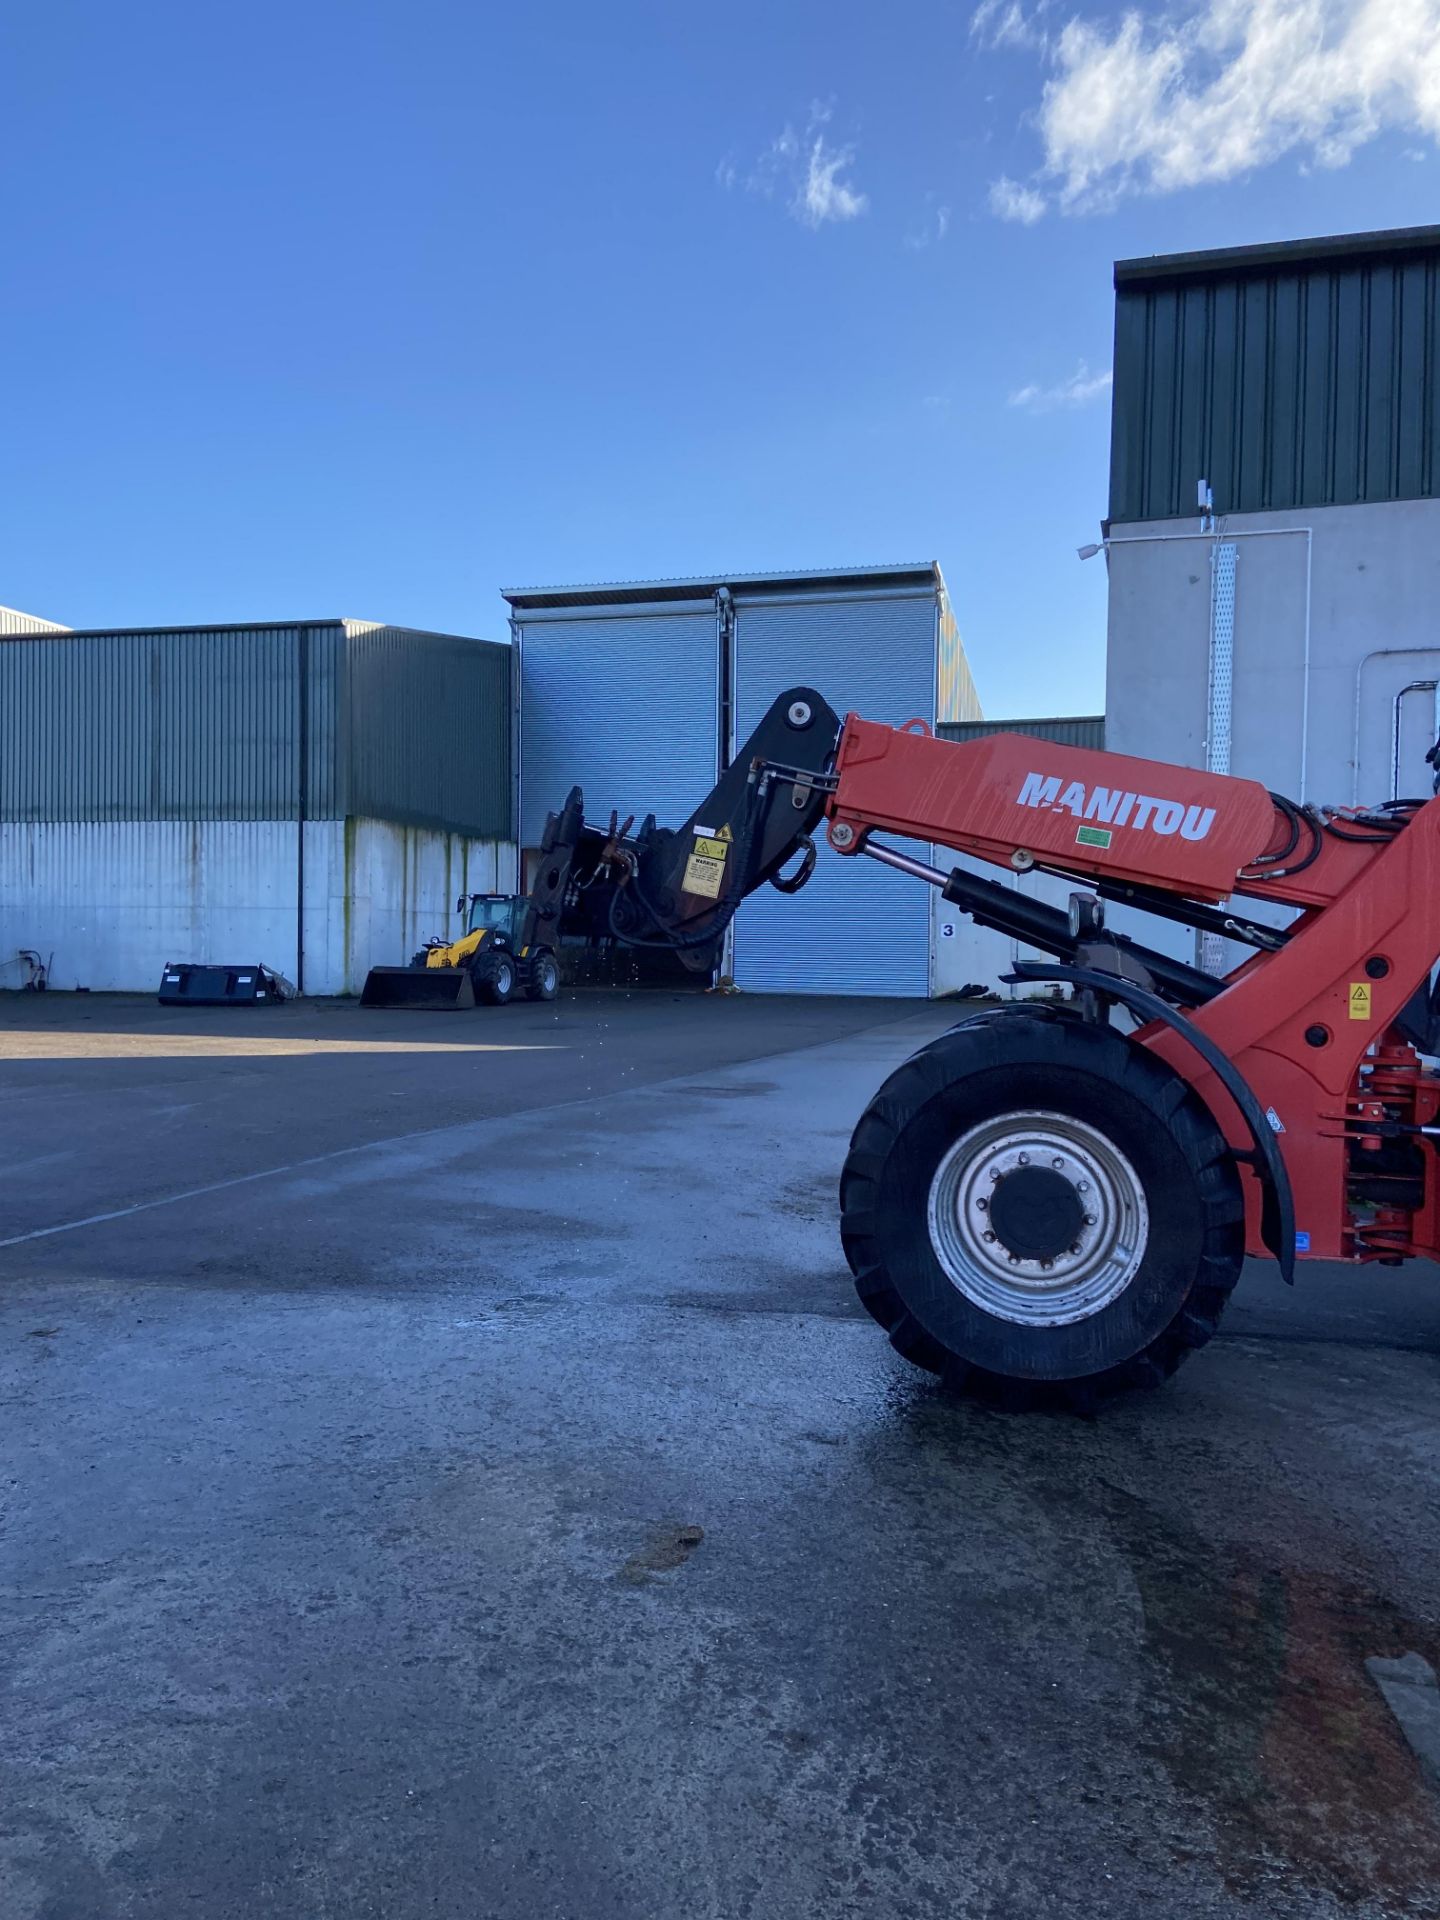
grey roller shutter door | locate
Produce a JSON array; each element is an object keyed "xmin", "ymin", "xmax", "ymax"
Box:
[
  {"xmin": 732, "ymin": 595, "xmax": 934, "ymax": 996},
  {"xmin": 518, "ymin": 610, "xmax": 717, "ymax": 847}
]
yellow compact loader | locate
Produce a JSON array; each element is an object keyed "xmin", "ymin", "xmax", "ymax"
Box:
[
  {"xmin": 359, "ymin": 791, "xmax": 584, "ymax": 1010},
  {"xmin": 360, "ymin": 894, "xmax": 561, "ymax": 1010}
]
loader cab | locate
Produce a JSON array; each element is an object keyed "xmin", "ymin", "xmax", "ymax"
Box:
[{"xmin": 462, "ymin": 894, "xmax": 521, "ymax": 944}]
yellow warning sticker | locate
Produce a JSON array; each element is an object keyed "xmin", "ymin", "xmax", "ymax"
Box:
[
  {"xmin": 1349, "ymin": 981, "xmax": 1372, "ymax": 1020},
  {"xmin": 683, "ymin": 828, "xmax": 730, "ymax": 897},
  {"xmin": 683, "ymin": 853, "xmax": 726, "ymax": 899},
  {"xmin": 716, "ymin": 822, "xmax": 733, "ymax": 842}
]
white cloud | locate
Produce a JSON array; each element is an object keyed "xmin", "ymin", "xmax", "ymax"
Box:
[
  {"xmin": 989, "ymin": 174, "xmax": 1046, "ymax": 222},
  {"xmin": 984, "ymin": 0, "xmax": 1440, "ymax": 216},
  {"xmin": 719, "ymin": 102, "xmax": 869, "ymax": 229},
  {"xmin": 796, "ymin": 131, "xmax": 869, "ymax": 225},
  {"xmin": 1008, "ymin": 363, "xmax": 1114, "ymax": 411},
  {"xmin": 971, "ymin": 0, "xmax": 1051, "ymax": 52},
  {"xmin": 904, "ymin": 195, "xmax": 952, "ymax": 249}
]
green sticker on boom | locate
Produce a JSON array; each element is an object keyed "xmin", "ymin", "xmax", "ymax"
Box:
[{"xmin": 1076, "ymin": 824, "xmax": 1112, "ymax": 849}]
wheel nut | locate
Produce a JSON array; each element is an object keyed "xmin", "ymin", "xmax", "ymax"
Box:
[
  {"xmin": 1084, "ymin": 1214, "xmax": 1096, "ymax": 1226},
  {"xmin": 1077, "ymin": 1181, "xmax": 1089, "ymax": 1192},
  {"xmin": 1007, "ymin": 1253, "xmax": 1019, "ymax": 1264},
  {"xmin": 1052, "ymin": 1156, "xmax": 1064, "ymax": 1169},
  {"xmin": 1040, "ymin": 1260, "xmax": 1053, "ymax": 1270},
  {"xmin": 976, "ymin": 1197, "xmax": 988, "ymax": 1211},
  {"xmin": 1069, "ymin": 1243, "xmax": 1081, "ymax": 1255},
  {"xmin": 1018, "ymin": 1153, "xmax": 1029, "ymax": 1166},
  {"xmin": 982, "ymin": 1231, "xmax": 995, "ymax": 1243}
]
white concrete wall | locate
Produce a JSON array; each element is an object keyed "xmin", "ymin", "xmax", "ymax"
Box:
[
  {"xmin": 337, "ymin": 819, "xmax": 507, "ymax": 992},
  {"xmin": 0, "ymin": 819, "xmax": 509, "ymax": 996},
  {"xmin": 1104, "ymin": 499, "xmax": 1440, "ymax": 804},
  {"xmin": 1098, "ymin": 498, "xmax": 1440, "ymax": 972}
]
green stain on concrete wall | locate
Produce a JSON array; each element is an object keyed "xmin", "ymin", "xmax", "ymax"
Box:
[{"xmin": 342, "ymin": 815, "xmax": 357, "ymax": 994}]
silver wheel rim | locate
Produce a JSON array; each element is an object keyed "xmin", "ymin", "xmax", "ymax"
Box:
[
  {"xmin": 540, "ymin": 959, "xmax": 557, "ymax": 993},
  {"xmin": 926, "ymin": 1109, "xmax": 1149, "ymax": 1326},
  {"xmin": 495, "ymin": 962, "xmax": 513, "ymax": 995}
]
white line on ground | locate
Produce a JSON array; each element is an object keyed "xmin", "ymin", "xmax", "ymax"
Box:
[
  {"xmin": 0, "ymin": 1015, "xmax": 942, "ymax": 1251},
  {"xmin": 0, "ymin": 1124, "xmax": 477, "ymax": 1248},
  {"xmin": 0, "ymin": 1033, "xmax": 561, "ymax": 1059},
  {"xmin": 0, "ymin": 1085, "xmax": 628, "ymax": 1251}
]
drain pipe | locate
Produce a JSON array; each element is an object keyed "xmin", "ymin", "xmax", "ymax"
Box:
[
  {"xmin": 296, "ymin": 624, "xmax": 310, "ymax": 995},
  {"xmin": 1352, "ymin": 649, "xmax": 1440, "ymax": 804},
  {"xmin": 1391, "ymin": 679, "xmax": 1439, "ymax": 800},
  {"xmin": 715, "ymin": 587, "xmax": 735, "ymax": 771},
  {"xmin": 715, "ymin": 586, "xmax": 736, "ymax": 981},
  {"xmin": 509, "ymin": 610, "xmax": 524, "ymax": 891}
]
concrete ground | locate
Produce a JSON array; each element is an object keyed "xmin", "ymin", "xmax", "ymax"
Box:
[{"xmin": 2, "ymin": 989, "xmax": 1439, "ymax": 1920}]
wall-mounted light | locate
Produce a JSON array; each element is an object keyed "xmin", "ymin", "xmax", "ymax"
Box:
[{"xmin": 1076, "ymin": 543, "xmax": 1104, "ymax": 562}]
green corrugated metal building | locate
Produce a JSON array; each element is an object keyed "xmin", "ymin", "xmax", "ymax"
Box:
[
  {"xmin": 1111, "ymin": 225, "xmax": 1440, "ymax": 524},
  {"xmin": 1, "ymin": 618, "xmax": 514, "ymax": 995},
  {"xmin": 1104, "ymin": 224, "xmax": 1440, "ymax": 820},
  {"xmin": 938, "ymin": 715, "xmax": 1105, "ymax": 752}
]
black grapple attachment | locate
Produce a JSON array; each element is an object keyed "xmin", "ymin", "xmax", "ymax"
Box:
[{"xmin": 547, "ymin": 688, "xmax": 843, "ymax": 973}]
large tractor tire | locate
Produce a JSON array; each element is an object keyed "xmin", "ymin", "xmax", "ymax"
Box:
[
  {"xmin": 526, "ymin": 951, "xmax": 560, "ymax": 1002},
  {"xmin": 474, "ymin": 952, "xmax": 517, "ymax": 1006},
  {"xmin": 840, "ymin": 1009, "xmax": 1245, "ymax": 1405}
]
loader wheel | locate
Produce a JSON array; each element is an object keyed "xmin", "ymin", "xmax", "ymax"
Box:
[
  {"xmin": 840, "ymin": 1011, "xmax": 1244, "ymax": 1404},
  {"xmin": 475, "ymin": 954, "xmax": 516, "ymax": 1006},
  {"xmin": 526, "ymin": 952, "xmax": 560, "ymax": 1002}
]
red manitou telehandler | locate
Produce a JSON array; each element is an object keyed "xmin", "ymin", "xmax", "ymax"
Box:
[{"xmin": 533, "ymin": 688, "xmax": 1440, "ymax": 1405}]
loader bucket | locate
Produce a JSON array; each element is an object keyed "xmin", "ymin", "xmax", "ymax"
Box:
[{"xmin": 359, "ymin": 966, "xmax": 476, "ymax": 1010}]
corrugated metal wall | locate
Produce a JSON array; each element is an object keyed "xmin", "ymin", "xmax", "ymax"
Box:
[
  {"xmin": 345, "ymin": 626, "xmax": 511, "ymax": 838},
  {"xmin": 0, "ymin": 620, "xmax": 511, "ymax": 834},
  {"xmin": 938, "ymin": 715, "xmax": 1105, "ymax": 751},
  {"xmin": 0, "ymin": 624, "xmax": 342, "ymax": 821},
  {"xmin": 1111, "ymin": 240, "xmax": 1440, "ymax": 522},
  {"xmin": 515, "ymin": 608, "xmax": 718, "ymax": 847},
  {"xmin": 732, "ymin": 592, "xmax": 935, "ymax": 996}
]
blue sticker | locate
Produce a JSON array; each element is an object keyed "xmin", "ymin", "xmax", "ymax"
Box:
[{"xmin": 1294, "ymin": 1231, "xmax": 1310, "ymax": 1254}]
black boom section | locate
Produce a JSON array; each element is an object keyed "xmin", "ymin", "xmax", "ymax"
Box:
[
  {"xmin": 562, "ymin": 688, "xmax": 843, "ymax": 971},
  {"xmin": 523, "ymin": 784, "xmax": 587, "ymax": 952}
]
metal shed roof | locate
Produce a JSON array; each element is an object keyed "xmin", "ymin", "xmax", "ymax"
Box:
[
  {"xmin": 502, "ymin": 563, "xmax": 941, "ymax": 611},
  {"xmin": 1116, "ymin": 224, "xmax": 1440, "ymax": 288},
  {"xmin": 0, "ymin": 617, "xmax": 501, "ymax": 644}
]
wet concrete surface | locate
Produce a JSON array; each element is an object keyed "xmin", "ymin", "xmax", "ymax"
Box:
[{"xmin": 3, "ymin": 992, "xmax": 1439, "ymax": 1918}]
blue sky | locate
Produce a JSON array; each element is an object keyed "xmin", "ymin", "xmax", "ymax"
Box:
[{"xmin": 4, "ymin": 2, "xmax": 1437, "ymax": 716}]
